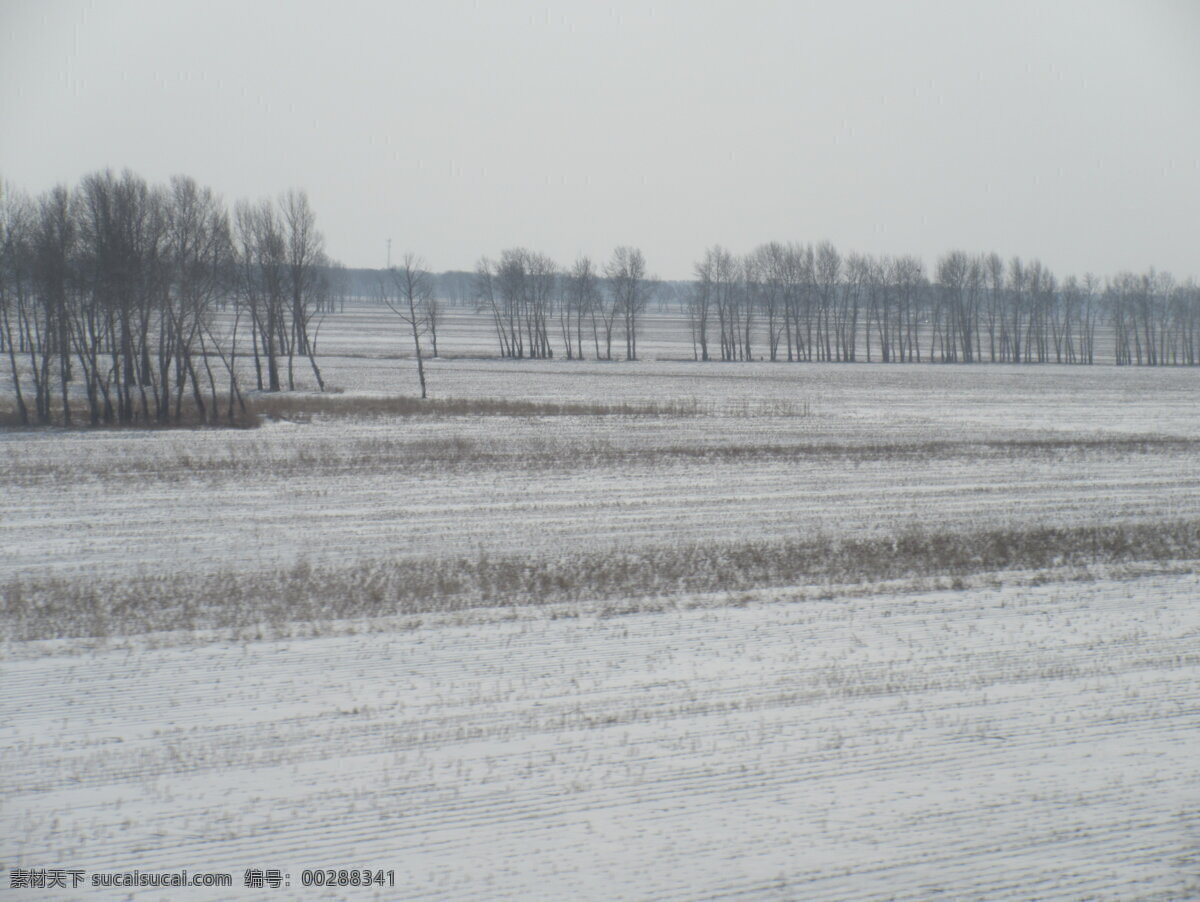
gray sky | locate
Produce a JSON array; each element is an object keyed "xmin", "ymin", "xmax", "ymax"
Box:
[{"xmin": 2, "ymin": 0, "xmax": 1198, "ymax": 279}]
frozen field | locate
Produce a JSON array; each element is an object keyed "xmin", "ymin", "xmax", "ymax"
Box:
[
  {"xmin": 4, "ymin": 569, "xmax": 1199, "ymax": 900},
  {"xmin": 5, "ymin": 344, "xmax": 1200, "ymax": 588},
  {"xmin": 2, "ymin": 308, "xmax": 1199, "ymax": 899}
]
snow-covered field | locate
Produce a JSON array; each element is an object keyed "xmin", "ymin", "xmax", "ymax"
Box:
[
  {"xmin": 2, "ymin": 307, "xmax": 1199, "ymax": 899},
  {"xmin": 4, "ymin": 570, "xmax": 1199, "ymax": 900}
]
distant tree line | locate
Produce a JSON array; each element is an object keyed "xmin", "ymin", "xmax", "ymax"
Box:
[
  {"xmin": 689, "ymin": 243, "xmax": 1198, "ymax": 365},
  {"xmin": 367, "ymin": 244, "xmax": 1197, "ymax": 367},
  {"xmin": 472, "ymin": 247, "xmax": 653, "ymax": 360},
  {"xmin": 0, "ymin": 170, "xmax": 341, "ymax": 426},
  {"xmin": 350, "ymin": 247, "xmax": 657, "ymax": 363},
  {"xmin": 4, "ymin": 167, "xmax": 1199, "ymax": 431}
]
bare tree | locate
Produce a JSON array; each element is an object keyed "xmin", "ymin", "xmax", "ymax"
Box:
[
  {"xmin": 892, "ymin": 255, "xmax": 925, "ymax": 362},
  {"xmin": 384, "ymin": 253, "xmax": 432, "ymax": 398},
  {"xmin": 1080, "ymin": 273, "xmax": 1100, "ymax": 365},
  {"xmin": 425, "ymin": 294, "xmax": 443, "ymax": 358},
  {"xmin": 594, "ymin": 273, "xmax": 621, "ymax": 361},
  {"xmin": 751, "ymin": 243, "xmax": 789, "ymax": 361},
  {"xmin": 326, "ymin": 261, "xmax": 350, "ymax": 313},
  {"xmin": 496, "ymin": 249, "xmax": 528, "ymax": 358},
  {"xmin": 72, "ymin": 169, "xmax": 165, "ymax": 424},
  {"xmin": 0, "ymin": 181, "xmax": 35, "ymax": 424},
  {"xmin": 606, "ymin": 246, "xmax": 649, "ymax": 360},
  {"xmin": 701, "ymin": 245, "xmax": 741, "ymax": 361},
  {"xmin": 281, "ymin": 189, "xmax": 327, "ymax": 391},
  {"xmin": 163, "ymin": 174, "xmax": 235, "ymax": 422},
  {"xmin": 32, "ymin": 185, "xmax": 76, "ymax": 424},
  {"xmin": 474, "ymin": 256, "xmax": 510, "ymax": 357},
  {"xmin": 982, "ymin": 252, "xmax": 1004, "ymax": 362},
  {"xmin": 814, "ymin": 242, "xmax": 841, "ymax": 362},
  {"xmin": 690, "ymin": 250, "xmax": 716, "ymax": 361},
  {"xmin": 2, "ymin": 169, "xmax": 349, "ymax": 427},
  {"xmin": 561, "ymin": 255, "xmax": 599, "ymax": 360},
  {"xmin": 525, "ymin": 251, "xmax": 557, "ymax": 359},
  {"xmin": 936, "ymin": 250, "xmax": 972, "ymax": 362},
  {"xmin": 234, "ymin": 199, "xmax": 286, "ymax": 391}
]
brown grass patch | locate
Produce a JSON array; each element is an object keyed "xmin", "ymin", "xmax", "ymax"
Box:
[
  {"xmin": 5, "ymin": 519, "xmax": 1198, "ymax": 640},
  {"xmin": 1, "ymin": 393, "xmax": 748, "ymax": 429}
]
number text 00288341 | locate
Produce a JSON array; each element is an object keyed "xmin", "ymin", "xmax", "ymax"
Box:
[{"xmin": 300, "ymin": 869, "xmax": 395, "ymax": 888}]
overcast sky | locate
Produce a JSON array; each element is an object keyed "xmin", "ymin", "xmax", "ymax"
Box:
[{"xmin": 2, "ymin": 0, "xmax": 1197, "ymax": 279}]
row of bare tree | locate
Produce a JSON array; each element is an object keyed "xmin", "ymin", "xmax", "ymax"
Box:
[
  {"xmin": 386, "ymin": 243, "xmax": 1198, "ymax": 369},
  {"xmin": 1107, "ymin": 271, "xmax": 1199, "ymax": 366},
  {"xmin": 690, "ymin": 243, "xmax": 1199, "ymax": 365},
  {"xmin": 0, "ymin": 170, "xmax": 339, "ymax": 426},
  {"xmin": 473, "ymin": 246, "xmax": 652, "ymax": 361},
  {"xmin": 4, "ymin": 169, "xmax": 1198, "ymax": 430}
]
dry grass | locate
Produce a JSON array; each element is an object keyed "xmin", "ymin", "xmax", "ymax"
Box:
[
  {"xmin": 245, "ymin": 393, "xmax": 807, "ymax": 420},
  {"xmin": 5, "ymin": 519, "xmax": 1198, "ymax": 640},
  {"xmin": 5, "ymin": 429, "xmax": 1193, "ymax": 488},
  {"xmin": 1, "ymin": 392, "xmax": 795, "ymax": 430}
]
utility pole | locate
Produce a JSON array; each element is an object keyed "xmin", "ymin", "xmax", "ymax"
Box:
[{"xmin": 387, "ymin": 238, "xmax": 392, "ymax": 269}]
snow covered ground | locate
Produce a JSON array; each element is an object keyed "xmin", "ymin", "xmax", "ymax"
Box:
[
  {"xmin": 5, "ymin": 348, "xmax": 1199, "ymax": 586},
  {"xmin": 4, "ymin": 414, "xmax": 1199, "ymax": 586},
  {"xmin": 3, "ymin": 308, "xmax": 1199, "ymax": 898},
  {"xmin": 4, "ymin": 569, "xmax": 1199, "ymax": 900}
]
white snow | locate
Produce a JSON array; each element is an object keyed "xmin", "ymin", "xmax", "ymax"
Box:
[
  {"xmin": 3, "ymin": 572, "xmax": 1199, "ymax": 899},
  {"xmin": 3, "ymin": 308, "xmax": 1199, "ymax": 899}
]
